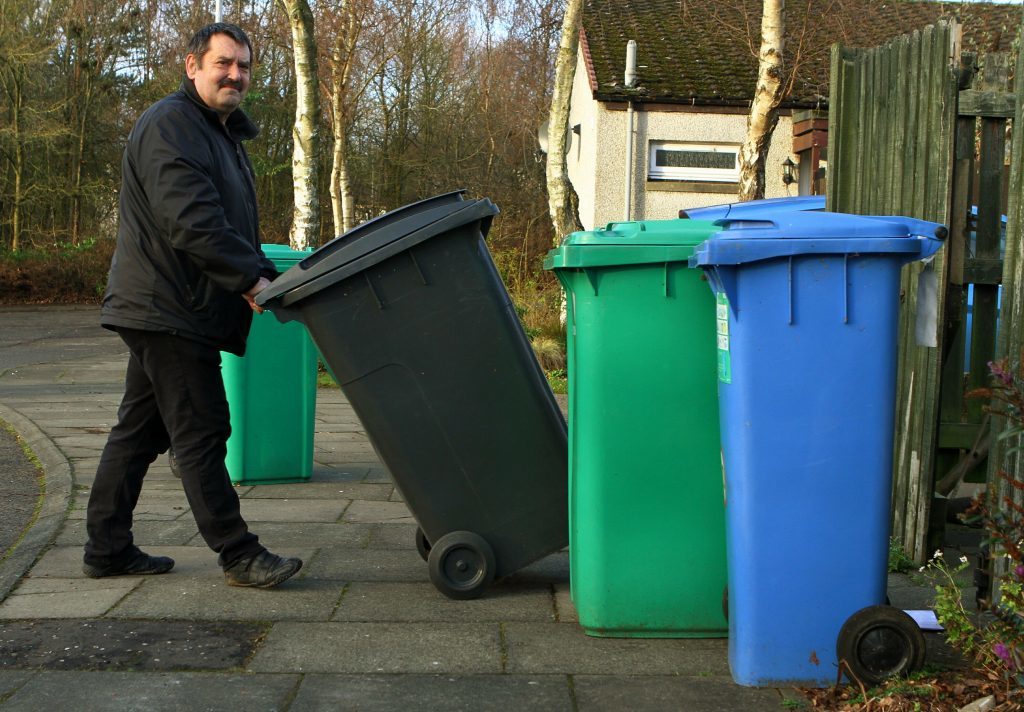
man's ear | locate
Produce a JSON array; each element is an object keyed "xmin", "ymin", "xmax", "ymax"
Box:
[{"xmin": 185, "ymin": 53, "xmax": 198, "ymax": 79}]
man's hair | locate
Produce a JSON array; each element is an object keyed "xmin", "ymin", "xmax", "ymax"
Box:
[{"xmin": 187, "ymin": 23, "xmax": 252, "ymax": 65}]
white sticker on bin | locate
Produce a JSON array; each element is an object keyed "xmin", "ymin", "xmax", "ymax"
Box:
[
  {"xmin": 716, "ymin": 292, "xmax": 731, "ymax": 384},
  {"xmin": 915, "ymin": 260, "xmax": 939, "ymax": 348}
]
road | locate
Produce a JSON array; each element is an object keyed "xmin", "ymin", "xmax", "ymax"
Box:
[{"xmin": 0, "ymin": 306, "xmax": 121, "ymax": 562}]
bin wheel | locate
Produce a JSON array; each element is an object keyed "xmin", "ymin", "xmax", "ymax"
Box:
[
  {"xmin": 415, "ymin": 527, "xmax": 431, "ymax": 562},
  {"xmin": 168, "ymin": 449, "xmax": 181, "ymax": 479},
  {"xmin": 427, "ymin": 530, "xmax": 495, "ymax": 600},
  {"xmin": 836, "ymin": 605, "xmax": 926, "ymax": 685}
]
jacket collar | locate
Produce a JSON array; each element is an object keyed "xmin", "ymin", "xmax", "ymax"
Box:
[{"xmin": 179, "ymin": 77, "xmax": 260, "ymax": 141}]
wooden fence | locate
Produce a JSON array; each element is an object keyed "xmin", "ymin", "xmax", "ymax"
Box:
[
  {"xmin": 989, "ymin": 34, "xmax": 1024, "ymax": 591},
  {"xmin": 827, "ymin": 21, "xmax": 1023, "ymax": 566}
]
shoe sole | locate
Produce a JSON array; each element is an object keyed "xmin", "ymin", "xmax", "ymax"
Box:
[
  {"xmin": 225, "ymin": 560, "xmax": 303, "ymax": 589},
  {"xmin": 82, "ymin": 563, "xmax": 174, "ymax": 578}
]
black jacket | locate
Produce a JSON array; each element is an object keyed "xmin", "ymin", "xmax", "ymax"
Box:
[{"xmin": 101, "ymin": 79, "xmax": 276, "ymax": 356}]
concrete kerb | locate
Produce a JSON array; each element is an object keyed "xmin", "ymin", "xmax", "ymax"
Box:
[{"xmin": 0, "ymin": 403, "xmax": 74, "ymax": 602}]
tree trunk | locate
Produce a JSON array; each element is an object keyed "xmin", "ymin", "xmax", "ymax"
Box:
[
  {"xmin": 545, "ymin": 0, "xmax": 583, "ymax": 241},
  {"xmin": 329, "ymin": 82, "xmax": 347, "ymax": 234},
  {"xmin": 279, "ymin": 0, "xmax": 322, "ymax": 251},
  {"xmin": 328, "ymin": 28, "xmax": 356, "ymax": 235},
  {"xmin": 10, "ymin": 70, "xmax": 24, "ymax": 252},
  {"xmin": 737, "ymin": 0, "xmax": 785, "ymax": 202},
  {"xmin": 71, "ymin": 71, "xmax": 94, "ymax": 247}
]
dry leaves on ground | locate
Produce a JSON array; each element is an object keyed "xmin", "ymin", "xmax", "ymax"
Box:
[{"xmin": 799, "ymin": 670, "xmax": 1022, "ymax": 711}]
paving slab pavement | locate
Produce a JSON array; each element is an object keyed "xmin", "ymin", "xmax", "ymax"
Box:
[
  {"xmin": 2, "ymin": 671, "xmax": 300, "ymax": 712},
  {"xmin": 0, "ymin": 618, "xmax": 266, "ymax": 670},
  {"xmin": 0, "ymin": 305, "xmax": 970, "ymax": 710}
]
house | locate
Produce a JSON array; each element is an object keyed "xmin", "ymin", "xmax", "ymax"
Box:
[{"xmin": 568, "ymin": 0, "xmax": 1020, "ymax": 230}]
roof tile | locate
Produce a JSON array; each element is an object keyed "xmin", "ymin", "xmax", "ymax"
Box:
[{"xmin": 582, "ymin": 0, "xmax": 1022, "ymax": 106}]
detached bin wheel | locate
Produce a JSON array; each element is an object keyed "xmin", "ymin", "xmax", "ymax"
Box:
[
  {"xmin": 836, "ymin": 605, "xmax": 926, "ymax": 685},
  {"xmin": 415, "ymin": 527, "xmax": 431, "ymax": 562},
  {"xmin": 427, "ymin": 531, "xmax": 495, "ymax": 600}
]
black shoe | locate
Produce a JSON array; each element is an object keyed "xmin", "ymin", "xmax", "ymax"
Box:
[
  {"xmin": 223, "ymin": 550, "xmax": 302, "ymax": 589},
  {"xmin": 83, "ymin": 550, "xmax": 175, "ymax": 578}
]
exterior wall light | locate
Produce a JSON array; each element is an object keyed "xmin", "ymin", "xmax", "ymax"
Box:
[{"xmin": 782, "ymin": 156, "xmax": 797, "ymax": 185}]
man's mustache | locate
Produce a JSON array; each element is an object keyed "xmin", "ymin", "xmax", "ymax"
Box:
[{"xmin": 219, "ymin": 79, "xmax": 243, "ymax": 90}]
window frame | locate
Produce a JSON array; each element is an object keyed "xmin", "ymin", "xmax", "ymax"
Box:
[{"xmin": 648, "ymin": 141, "xmax": 741, "ymax": 183}]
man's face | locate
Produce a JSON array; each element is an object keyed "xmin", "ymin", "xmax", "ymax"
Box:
[{"xmin": 185, "ymin": 33, "xmax": 251, "ymax": 121}]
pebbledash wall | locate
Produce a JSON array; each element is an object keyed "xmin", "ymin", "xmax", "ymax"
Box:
[{"xmin": 567, "ymin": 45, "xmax": 798, "ymax": 231}]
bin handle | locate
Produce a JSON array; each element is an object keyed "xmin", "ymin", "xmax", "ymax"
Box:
[
  {"xmin": 599, "ymin": 221, "xmax": 646, "ymax": 233},
  {"xmin": 261, "ymin": 301, "xmax": 300, "ymax": 324}
]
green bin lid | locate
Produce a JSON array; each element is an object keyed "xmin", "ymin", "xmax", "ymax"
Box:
[
  {"xmin": 261, "ymin": 243, "xmax": 312, "ymax": 269},
  {"xmin": 543, "ymin": 219, "xmax": 721, "ymax": 270}
]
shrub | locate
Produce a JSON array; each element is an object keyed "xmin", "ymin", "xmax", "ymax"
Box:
[
  {"xmin": 927, "ymin": 356, "xmax": 1024, "ymax": 695},
  {"xmin": 0, "ymin": 239, "xmax": 115, "ymax": 304}
]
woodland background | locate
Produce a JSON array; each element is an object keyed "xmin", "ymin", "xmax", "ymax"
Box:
[{"xmin": 0, "ymin": 0, "xmax": 564, "ymax": 311}]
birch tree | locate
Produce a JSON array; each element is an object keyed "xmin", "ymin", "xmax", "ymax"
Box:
[
  {"xmin": 545, "ymin": 0, "xmax": 582, "ymax": 240},
  {"xmin": 327, "ymin": 19, "xmax": 358, "ymax": 234},
  {"xmin": 278, "ymin": 0, "xmax": 321, "ymax": 250},
  {"xmin": 322, "ymin": 0, "xmax": 391, "ymax": 234},
  {"xmin": 737, "ymin": 0, "xmax": 785, "ymax": 201}
]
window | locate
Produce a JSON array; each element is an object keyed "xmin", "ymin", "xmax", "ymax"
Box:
[{"xmin": 648, "ymin": 142, "xmax": 740, "ymax": 183}]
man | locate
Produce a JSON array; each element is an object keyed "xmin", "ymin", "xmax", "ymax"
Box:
[{"xmin": 83, "ymin": 23, "xmax": 302, "ymax": 589}]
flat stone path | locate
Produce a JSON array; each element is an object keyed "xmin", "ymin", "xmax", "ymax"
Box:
[{"xmin": 0, "ymin": 305, "xmax": 968, "ymax": 710}]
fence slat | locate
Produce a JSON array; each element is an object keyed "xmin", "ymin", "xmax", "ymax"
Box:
[{"xmin": 829, "ymin": 22, "xmax": 958, "ymax": 562}]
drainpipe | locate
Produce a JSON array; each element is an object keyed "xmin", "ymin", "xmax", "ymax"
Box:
[{"xmin": 623, "ymin": 40, "xmax": 637, "ymax": 221}]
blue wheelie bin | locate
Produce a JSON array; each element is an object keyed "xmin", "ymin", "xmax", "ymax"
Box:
[{"xmin": 690, "ymin": 212, "xmax": 946, "ymax": 687}]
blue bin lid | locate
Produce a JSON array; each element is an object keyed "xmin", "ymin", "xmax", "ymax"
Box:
[
  {"xmin": 256, "ymin": 191, "xmax": 499, "ymax": 309},
  {"xmin": 690, "ymin": 212, "xmax": 947, "ymax": 267},
  {"xmin": 679, "ymin": 195, "xmax": 826, "ymax": 220}
]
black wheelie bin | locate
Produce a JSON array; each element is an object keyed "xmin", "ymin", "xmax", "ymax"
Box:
[{"xmin": 256, "ymin": 191, "xmax": 568, "ymax": 599}]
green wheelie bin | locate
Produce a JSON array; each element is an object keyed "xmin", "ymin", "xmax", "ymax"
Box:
[
  {"xmin": 544, "ymin": 219, "xmax": 727, "ymax": 637},
  {"xmin": 221, "ymin": 243, "xmax": 318, "ymax": 485}
]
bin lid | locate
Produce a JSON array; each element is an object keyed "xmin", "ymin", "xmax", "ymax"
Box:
[
  {"xmin": 543, "ymin": 219, "xmax": 721, "ymax": 270},
  {"xmin": 256, "ymin": 191, "xmax": 499, "ymax": 309},
  {"xmin": 690, "ymin": 212, "xmax": 947, "ymax": 267},
  {"xmin": 679, "ymin": 195, "xmax": 826, "ymax": 220},
  {"xmin": 261, "ymin": 243, "xmax": 312, "ymax": 269}
]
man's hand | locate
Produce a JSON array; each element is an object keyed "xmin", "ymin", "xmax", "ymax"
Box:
[{"xmin": 243, "ymin": 276, "xmax": 272, "ymax": 314}]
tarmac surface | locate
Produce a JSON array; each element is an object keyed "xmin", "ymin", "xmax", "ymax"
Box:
[
  {"xmin": 0, "ymin": 305, "xmax": 976, "ymax": 711},
  {"xmin": 0, "ymin": 422, "xmax": 38, "ymax": 561}
]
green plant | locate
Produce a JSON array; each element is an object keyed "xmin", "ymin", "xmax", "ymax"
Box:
[
  {"xmin": 927, "ymin": 356, "xmax": 1024, "ymax": 694},
  {"xmin": 530, "ymin": 335, "xmax": 566, "ymax": 372},
  {"xmin": 316, "ymin": 362, "xmax": 338, "ymax": 389},
  {"xmin": 888, "ymin": 537, "xmax": 915, "ymax": 573},
  {"xmin": 927, "ymin": 551, "xmax": 998, "ymax": 666},
  {"xmin": 546, "ymin": 368, "xmax": 567, "ymax": 395},
  {"xmin": 0, "ymin": 238, "xmax": 115, "ymax": 304}
]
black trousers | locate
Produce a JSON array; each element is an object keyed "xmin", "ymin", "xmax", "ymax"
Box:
[{"xmin": 84, "ymin": 328, "xmax": 263, "ymax": 569}]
